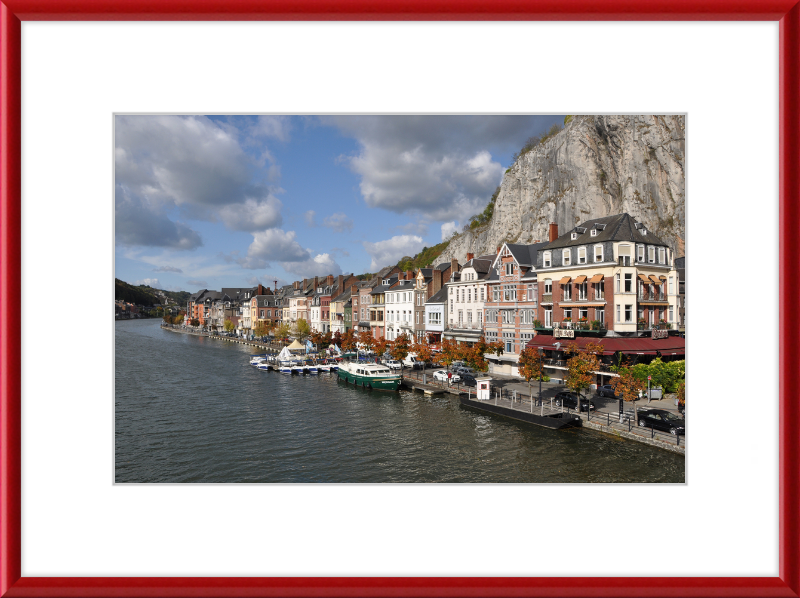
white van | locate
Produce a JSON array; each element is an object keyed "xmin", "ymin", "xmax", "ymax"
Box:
[{"xmin": 403, "ymin": 353, "xmax": 418, "ymax": 368}]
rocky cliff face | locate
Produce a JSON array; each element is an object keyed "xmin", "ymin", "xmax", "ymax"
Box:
[{"xmin": 438, "ymin": 115, "xmax": 685, "ymax": 264}]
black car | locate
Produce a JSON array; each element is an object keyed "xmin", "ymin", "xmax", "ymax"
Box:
[
  {"xmin": 459, "ymin": 373, "xmax": 478, "ymax": 387},
  {"xmin": 637, "ymin": 409, "xmax": 685, "ymax": 435},
  {"xmin": 595, "ymin": 384, "xmax": 618, "ymax": 398},
  {"xmin": 554, "ymin": 391, "xmax": 597, "ymax": 412}
]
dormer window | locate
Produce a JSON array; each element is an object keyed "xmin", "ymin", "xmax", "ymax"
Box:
[
  {"xmin": 576, "ymin": 227, "xmax": 587, "ymax": 234},
  {"xmin": 562, "ymin": 249, "xmax": 571, "ymax": 266},
  {"xmin": 571, "ymin": 232, "xmax": 578, "ymax": 240},
  {"xmin": 658, "ymin": 247, "xmax": 666, "ymax": 264},
  {"xmin": 590, "ymin": 229, "xmax": 597, "ymax": 237},
  {"xmin": 505, "ymin": 263, "xmax": 515, "ymax": 276},
  {"xmin": 648, "ymin": 246, "xmax": 656, "ymax": 263},
  {"xmin": 543, "ymin": 251, "xmax": 552, "ymax": 268},
  {"xmin": 642, "ymin": 229, "xmax": 648, "ymax": 236}
]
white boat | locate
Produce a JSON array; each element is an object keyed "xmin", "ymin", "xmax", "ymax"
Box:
[
  {"xmin": 307, "ymin": 364, "xmax": 319, "ymax": 374},
  {"xmin": 318, "ymin": 364, "xmax": 331, "ymax": 373},
  {"xmin": 278, "ymin": 361, "xmax": 293, "ymax": 374},
  {"xmin": 250, "ymin": 355, "xmax": 267, "ymax": 366},
  {"xmin": 291, "ymin": 361, "xmax": 306, "ymax": 374},
  {"xmin": 257, "ymin": 361, "xmax": 271, "ymax": 371}
]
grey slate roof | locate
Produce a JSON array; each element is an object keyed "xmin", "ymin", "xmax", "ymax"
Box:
[
  {"xmin": 426, "ymin": 287, "xmax": 448, "ymax": 303},
  {"xmin": 675, "ymin": 257, "xmax": 685, "ymax": 268},
  {"xmin": 544, "ymin": 213, "xmax": 668, "ymax": 250}
]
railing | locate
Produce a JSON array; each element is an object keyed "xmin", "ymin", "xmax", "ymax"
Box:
[
  {"xmin": 638, "ymin": 292, "xmax": 667, "ymax": 301},
  {"xmin": 637, "ymin": 322, "xmax": 674, "ymax": 330}
]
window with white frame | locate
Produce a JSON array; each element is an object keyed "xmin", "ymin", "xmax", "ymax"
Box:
[
  {"xmin": 478, "ymin": 311, "xmax": 483, "ymax": 324},
  {"xmin": 543, "ymin": 251, "xmax": 551, "ymax": 267},
  {"xmin": 458, "ymin": 310, "xmax": 463, "ymax": 324},
  {"xmin": 579, "ymin": 307, "xmax": 588, "ymax": 320},
  {"xmin": 637, "ymin": 244, "xmax": 645, "ymax": 262},
  {"xmin": 625, "ymin": 304, "xmax": 633, "ymax": 322},
  {"xmin": 659, "ymin": 247, "xmax": 666, "ymax": 264},
  {"xmin": 467, "ymin": 311, "xmax": 472, "ymax": 323},
  {"xmin": 492, "ymin": 288, "xmax": 499, "ymax": 302},
  {"xmin": 648, "ymin": 246, "xmax": 656, "ymax": 263},
  {"xmin": 504, "ymin": 262, "xmax": 515, "ymax": 276},
  {"xmin": 501, "ymin": 310, "xmax": 512, "ymax": 324},
  {"xmin": 594, "ymin": 244, "xmax": 604, "ymax": 263},
  {"xmin": 590, "ymin": 229, "xmax": 597, "ymax": 237},
  {"xmin": 578, "ymin": 246, "xmax": 587, "ymax": 264},
  {"xmin": 503, "ymin": 284, "xmax": 517, "ymax": 301},
  {"xmin": 563, "ymin": 308, "xmax": 572, "ymax": 320},
  {"xmin": 480, "ymin": 287, "xmax": 484, "ymax": 301},
  {"xmin": 577, "ymin": 282, "xmax": 587, "ymax": 300},
  {"xmin": 596, "ymin": 308, "xmax": 604, "ymax": 323},
  {"xmin": 615, "ymin": 273, "xmax": 620, "ymax": 292},
  {"xmin": 563, "ymin": 283, "xmax": 572, "ymax": 301},
  {"xmin": 468, "ymin": 289, "xmax": 471, "ymax": 302},
  {"xmin": 669, "ymin": 306, "xmax": 674, "ymax": 322},
  {"xmin": 669, "ymin": 277, "xmax": 674, "ymax": 294},
  {"xmin": 616, "ymin": 304, "xmax": 621, "ymax": 322},
  {"xmin": 544, "ymin": 279, "xmax": 552, "ymax": 294},
  {"xmin": 624, "ymin": 274, "xmax": 632, "ymax": 293},
  {"xmin": 562, "ymin": 249, "xmax": 571, "ymax": 266}
]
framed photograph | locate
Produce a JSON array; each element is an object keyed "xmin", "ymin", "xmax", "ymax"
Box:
[{"xmin": 2, "ymin": 3, "xmax": 798, "ymax": 597}]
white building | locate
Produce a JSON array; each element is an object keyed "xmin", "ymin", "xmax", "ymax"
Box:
[
  {"xmin": 385, "ymin": 275, "xmax": 415, "ymax": 341},
  {"xmin": 424, "ymin": 286, "xmax": 447, "ymax": 345},
  {"xmin": 443, "ymin": 254, "xmax": 493, "ymax": 345}
]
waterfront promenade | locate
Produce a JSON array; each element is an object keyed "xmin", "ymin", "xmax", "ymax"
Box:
[{"xmin": 159, "ymin": 324, "xmax": 685, "ymax": 455}]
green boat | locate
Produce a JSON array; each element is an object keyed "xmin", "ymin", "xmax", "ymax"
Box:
[{"xmin": 337, "ymin": 361, "xmax": 402, "ymax": 391}]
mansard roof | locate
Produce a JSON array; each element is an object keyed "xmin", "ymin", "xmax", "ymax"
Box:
[
  {"xmin": 426, "ymin": 287, "xmax": 448, "ymax": 304},
  {"xmin": 544, "ymin": 213, "xmax": 668, "ymax": 250}
]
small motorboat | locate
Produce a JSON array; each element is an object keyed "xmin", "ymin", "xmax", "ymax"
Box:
[
  {"xmin": 278, "ymin": 361, "xmax": 293, "ymax": 374},
  {"xmin": 257, "ymin": 361, "xmax": 271, "ymax": 371},
  {"xmin": 306, "ymin": 363, "xmax": 319, "ymax": 374},
  {"xmin": 291, "ymin": 362, "xmax": 306, "ymax": 375},
  {"xmin": 250, "ymin": 355, "xmax": 267, "ymax": 366}
]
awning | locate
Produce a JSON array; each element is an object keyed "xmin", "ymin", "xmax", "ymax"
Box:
[
  {"xmin": 525, "ymin": 334, "xmax": 685, "ymax": 357},
  {"xmin": 638, "ymin": 274, "xmax": 651, "ymax": 282},
  {"xmin": 589, "ymin": 274, "xmax": 604, "ymax": 283},
  {"xmin": 649, "ymin": 275, "xmax": 662, "ymax": 285},
  {"xmin": 659, "ymin": 275, "xmax": 667, "ymax": 280},
  {"xmin": 559, "ymin": 276, "xmax": 571, "ymax": 285},
  {"xmin": 574, "ymin": 275, "xmax": 587, "ymax": 284}
]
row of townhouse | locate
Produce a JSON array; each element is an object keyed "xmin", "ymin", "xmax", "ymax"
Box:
[
  {"xmin": 435, "ymin": 213, "xmax": 683, "ymax": 376},
  {"xmin": 183, "ymin": 212, "xmax": 683, "ymax": 379}
]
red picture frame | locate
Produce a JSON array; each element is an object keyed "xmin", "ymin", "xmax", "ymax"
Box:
[{"xmin": 1, "ymin": 3, "xmax": 798, "ymax": 597}]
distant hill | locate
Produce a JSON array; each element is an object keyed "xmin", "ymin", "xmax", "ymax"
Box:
[
  {"xmin": 115, "ymin": 279, "xmax": 159, "ymax": 305},
  {"xmin": 395, "ymin": 239, "xmax": 451, "ymax": 271}
]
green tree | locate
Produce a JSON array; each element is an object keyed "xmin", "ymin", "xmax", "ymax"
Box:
[
  {"xmin": 253, "ymin": 321, "xmax": 268, "ymax": 338},
  {"xmin": 276, "ymin": 323, "xmax": 291, "ymax": 343},
  {"xmin": 224, "ymin": 318, "xmax": 235, "ymax": 333},
  {"xmin": 294, "ymin": 318, "xmax": 311, "ymax": 341}
]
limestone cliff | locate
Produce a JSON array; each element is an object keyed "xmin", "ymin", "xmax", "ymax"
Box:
[{"xmin": 438, "ymin": 115, "xmax": 685, "ymax": 264}]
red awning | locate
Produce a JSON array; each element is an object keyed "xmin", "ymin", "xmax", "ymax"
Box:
[{"xmin": 525, "ymin": 335, "xmax": 685, "ymax": 356}]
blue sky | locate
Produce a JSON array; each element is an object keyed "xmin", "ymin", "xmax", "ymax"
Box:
[{"xmin": 115, "ymin": 115, "xmax": 564, "ymax": 292}]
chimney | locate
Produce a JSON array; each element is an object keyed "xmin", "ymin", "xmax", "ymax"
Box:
[
  {"xmin": 451, "ymin": 258, "xmax": 459, "ymax": 275},
  {"xmin": 549, "ymin": 222, "xmax": 559, "ymax": 242},
  {"xmin": 466, "ymin": 253, "xmax": 474, "ymax": 261},
  {"xmin": 337, "ymin": 274, "xmax": 344, "ymax": 291},
  {"xmin": 274, "ymin": 280, "xmax": 278, "ymax": 293},
  {"xmin": 293, "ymin": 281, "xmax": 299, "ymax": 290},
  {"xmin": 327, "ymin": 275, "xmax": 334, "ymax": 286},
  {"xmin": 406, "ymin": 270, "xmax": 414, "ymax": 280},
  {"xmin": 303, "ymin": 278, "xmax": 309, "ymax": 291},
  {"xmin": 432, "ymin": 268, "xmax": 443, "ymax": 294},
  {"xmin": 351, "ymin": 284, "xmax": 358, "ymax": 296}
]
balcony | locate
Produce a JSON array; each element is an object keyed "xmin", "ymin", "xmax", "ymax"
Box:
[
  {"xmin": 446, "ymin": 323, "xmax": 481, "ymax": 331},
  {"xmin": 637, "ymin": 321, "xmax": 674, "ymax": 331},
  {"xmin": 637, "ymin": 291, "xmax": 667, "ymax": 302}
]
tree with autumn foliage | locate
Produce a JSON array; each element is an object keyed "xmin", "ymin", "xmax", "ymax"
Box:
[
  {"xmin": 439, "ymin": 338, "xmax": 461, "ymax": 370},
  {"xmin": 276, "ymin": 323, "xmax": 291, "ymax": 344},
  {"xmin": 389, "ymin": 334, "xmax": 412, "ymax": 362},
  {"xmin": 357, "ymin": 329, "xmax": 374, "ymax": 354},
  {"xmin": 564, "ymin": 341, "xmax": 602, "ymax": 402},
  {"xmin": 372, "ymin": 335, "xmax": 390, "ymax": 360},
  {"xmin": 677, "ymin": 380, "xmax": 685, "ymax": 413},
  {"xmin": 332, "ymin": 330, "xmax": 343, "ymax": 348},
  {"xmin": 339, "ymin": 329, "xmax": 356, "ymax": 353},
  {"xmin": 518, "ymin": 346, "xmax": 545, "ymax": 400},
  {"xmin": 412, "ymin": 336, "xmax": 434, "ymax": 376},
  {"xmin": 611, "ymin": 366, "xmax": 647, "ymax": 425}
]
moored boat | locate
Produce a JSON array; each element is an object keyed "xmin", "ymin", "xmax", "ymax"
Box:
[
  {"xmin": 337, "ymin": 361, "xmax": 401, "ymax": 391},
  {"xmin": 278, "ymin": 361, "xmax": 293, "ymax": 374}
]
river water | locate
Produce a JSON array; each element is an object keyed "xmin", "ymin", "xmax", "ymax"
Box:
[{"xmin": 115, "ymin": 319, "xmax": 685, "ymax": 483}]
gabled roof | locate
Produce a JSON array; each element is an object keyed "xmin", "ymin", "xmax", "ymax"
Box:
[
  {"xmin": 544, "ymin": 213, "xmax": 668, "ymax": 250},
  {"xmin": 434, "ymin": 262, "xmax": 451, "ymax": 271},
  {"xmin": 426, "ymin": 287, "xmax": 448, "ymax": 303}
]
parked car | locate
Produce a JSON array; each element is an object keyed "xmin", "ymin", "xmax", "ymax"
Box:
[
  {"xmin": 554, "ymin": 391, "xmax": 597, "ymax": 412},
  {"xmin": 453, "ymin": 365, "xmax": 476, "ymax": 376},
  {"xmin": 433, "ymin": 370, "xmax": 461, "ymax": 384},
  {"xmin": 596, "ymin": 384, "xmax": 618, "ymax": 398},
  {"xmin": 459, "ymin": 373, "xmax": 478, "ymax": 387},
  {"xmin": 637, "ymin": 409, "xmax": 685, "ymax": 435},
  {"xmin": 385, "ymin": 360, "xmax": 403, "ymax": 371}
]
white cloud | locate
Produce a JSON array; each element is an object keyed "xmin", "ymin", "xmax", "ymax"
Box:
[
  {"xmin": 441, "ymin": 221, "xmax": 459, "ymax": 241},
  {"xmin": 115, "ymin": 115, "xmax": 285, "ymax": 249},
  {"xmin": 241, "ymin": 229, "xmax": 310, "ymax": 269},
  {"xmin": 362, "ymin": 235, "xmax": 425, "ymax": 271},
  {"xmin": 187, "ymin": 279, "xmax": 208, "ymax": 287},
  {"xmin": 322, "ymin": 212, "xmax": 353, "ymax": 233},
  {"xmin": 153, "ymin": 265, "xmax": 183, "ymax": 273},
  {"xmin": 218, "ymin": 196, "xmax": 283, "ymax": 232},
  {"xmin": 252, "ymin": 116, "xmax": 292, "ymax": 142},
  {"xmin": 304, "ymin": 210, "xmax": 317, "ymax": 227},
  {"xmin": 282, "ymin": 253, "xmax": 343, "ymax": 278},
  {"xmin": 323, "ymin": 115, "xmax": 564, "ymax": 222},
  {"xmin": 135, "ymin": 278, "xmax": 160, "ymax": 287}
]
